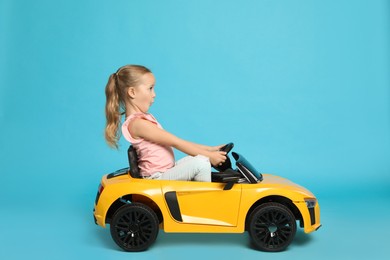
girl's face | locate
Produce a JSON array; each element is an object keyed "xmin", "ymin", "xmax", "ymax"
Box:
[{"xmin": 129, "ymin": 73, "xmax": 156, "ymax": 113}]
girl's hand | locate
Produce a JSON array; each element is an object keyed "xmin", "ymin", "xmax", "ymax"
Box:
[{"xmin": 208, "ymin": 151, "xmax": 227, "ymax": 167}]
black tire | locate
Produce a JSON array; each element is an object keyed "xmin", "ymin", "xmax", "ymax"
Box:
[
  {"xmin": 248, "ymin": 202, "xmax": 297, "ymax": 252},
  {"xmin": 110, "ymin": 203, "xmax": 159, "ymax": 252}
]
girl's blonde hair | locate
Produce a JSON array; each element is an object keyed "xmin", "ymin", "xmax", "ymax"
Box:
[{"xmin": 104, "ymin": 65, "xmax": 151, "ymax": 148}]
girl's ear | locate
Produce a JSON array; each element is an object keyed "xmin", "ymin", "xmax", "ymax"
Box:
[{"xmin": 127, "ymin": 87, "xmax": 136, "ymax": 99}]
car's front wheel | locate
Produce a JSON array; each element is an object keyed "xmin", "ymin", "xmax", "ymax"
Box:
[
  {"xmin": 110, "ymin": 203, "xmax": 159, "ymax": 252},
  {"xmin": 248, "ymin": 202, "xmax": 297, "ymax": 252}
]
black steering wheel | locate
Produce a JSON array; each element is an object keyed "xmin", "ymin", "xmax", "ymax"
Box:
[{"xmin": 213, "ymin": 142, "xmax": 234, "ymax": 172}]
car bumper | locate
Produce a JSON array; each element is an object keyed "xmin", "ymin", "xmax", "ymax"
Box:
[
  {"xmin": 93, "ymin": 205, "xmax": 105, "ymax": 227},
  {"xmin": 294, "ymin": 200, "xmax": 321, "ymax": 233}
]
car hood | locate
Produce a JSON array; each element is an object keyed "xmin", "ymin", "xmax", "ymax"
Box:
[{"xmin": 259, "ymin": 173, "xmax": 315, "ymax": 198}]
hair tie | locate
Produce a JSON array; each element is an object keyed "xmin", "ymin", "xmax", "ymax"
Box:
[{"xmin": 113, "ymin": 72, "xmax": 119, "ymax": 87}]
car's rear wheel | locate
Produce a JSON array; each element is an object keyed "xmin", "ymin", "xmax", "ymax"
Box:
[
  {"xmin": 110, "ymin": 203, "xmax": 159, "ymax": 252},
  {"xmin": 248, "ymin": 202, "xmax": 296, "ymax": 252}
]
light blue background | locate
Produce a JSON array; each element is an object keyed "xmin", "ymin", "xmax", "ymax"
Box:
[{"xmin": 1, "ymin": 0, "xmax": 389, "ymax": 259}]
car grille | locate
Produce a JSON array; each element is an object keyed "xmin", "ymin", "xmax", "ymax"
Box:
[{"xmin": 309, "ymin": 207, "xmax": 315, "ymax": 225}]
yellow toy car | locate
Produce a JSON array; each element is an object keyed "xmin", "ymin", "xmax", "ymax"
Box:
[{"xmin": 93, "ymin": 143, "xmax": 321, "ymax": 252}]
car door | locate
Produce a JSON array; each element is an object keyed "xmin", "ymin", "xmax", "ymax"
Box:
[{"xmin": 161, "ymin": 180, "xmax": 242, "ymax": 227}]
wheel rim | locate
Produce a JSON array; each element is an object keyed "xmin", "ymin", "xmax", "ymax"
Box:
[
  {"xmin": 113, "ymin": 209, "xmax": 155, "ymax": 249},
  {"xmin": 252, "ymin": 208, "xmax": 294, "ymax": 249}
]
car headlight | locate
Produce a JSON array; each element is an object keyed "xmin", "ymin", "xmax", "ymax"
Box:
[{"xmin": 305, "ymin": 198, "xmax": 317, "ymax": 208}]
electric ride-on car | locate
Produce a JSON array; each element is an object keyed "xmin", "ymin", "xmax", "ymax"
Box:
[{"xmin": 93, "ymin": 143, "xmax": 321, "ymax": 252}]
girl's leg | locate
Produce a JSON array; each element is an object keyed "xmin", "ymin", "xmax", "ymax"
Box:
[{"xmin": 159, "ymin": 155, "xmax": 211, "ymax": 182}]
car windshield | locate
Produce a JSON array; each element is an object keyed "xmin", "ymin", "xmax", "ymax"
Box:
[{"xmin": 232, "ymin": 152, "xmax": 263, "ymax": 182}]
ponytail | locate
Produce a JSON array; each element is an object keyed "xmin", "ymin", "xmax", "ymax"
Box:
[
  {"xmin": 104, "ymin": 65, "xmax": 152, "ymax": 148},
  {"xmin": 105, "ymin": 74, "xmax": 121, "ymax": 148}
]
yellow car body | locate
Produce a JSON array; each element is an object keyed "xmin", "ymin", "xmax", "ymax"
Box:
[
  {"xmin": 94, "ymin": 148, "xmax": 321, "ymax": 252},
  {"xmin": 94, "ymin": 171, "xmax": 320, "ymax": 235}
]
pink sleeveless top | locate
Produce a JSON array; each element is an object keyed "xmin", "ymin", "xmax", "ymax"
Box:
[{"xmin": 121, "ymin": 113, "xmax": 175, "ymax": 177}]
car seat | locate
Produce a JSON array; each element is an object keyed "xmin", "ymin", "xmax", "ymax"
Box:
[{"xmin": 127, "ymin": 145, "xmax": 142, "ymax": 178}]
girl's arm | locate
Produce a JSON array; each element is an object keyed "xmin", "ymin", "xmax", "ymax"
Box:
[
  {"xmin": 130, "ymin": 119, "xmax": 226, "ymax": 166},
  {"xmin": 193, "ymin": 143, "xmax": 225, "ymax": 152}
]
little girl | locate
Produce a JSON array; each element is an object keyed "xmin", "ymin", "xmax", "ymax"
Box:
[{"xmin": 104, "ymin": 65, "xmax": 227, "ymax": 182}]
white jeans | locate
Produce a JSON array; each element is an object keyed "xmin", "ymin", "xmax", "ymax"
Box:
[{"xmin": 148, "ymin": 155, "xmax": 211, "ymax": 182}]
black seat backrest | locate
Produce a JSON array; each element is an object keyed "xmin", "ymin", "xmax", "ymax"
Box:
[{"xmin": 127, "ymin": 145, "xmax": 141, "ymax": 178}]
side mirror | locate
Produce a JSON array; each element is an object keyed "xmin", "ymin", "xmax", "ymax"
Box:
[{"xmin": 223, "ymin": 177, "xmax": 241, "ymax": 190}]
